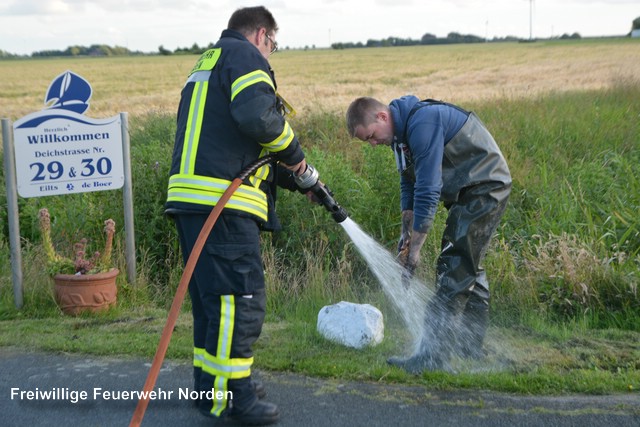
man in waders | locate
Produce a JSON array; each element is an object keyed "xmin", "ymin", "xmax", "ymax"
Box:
[{"xmin": 346, "ymin": 95, "xmax": 511, "ymax": 373}]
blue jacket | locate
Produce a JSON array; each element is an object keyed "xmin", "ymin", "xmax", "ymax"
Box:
[{"xmin": 389, "ymin": 95, "xmax": 468, "ymax": 233}]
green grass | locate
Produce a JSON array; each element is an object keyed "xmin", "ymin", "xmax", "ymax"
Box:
[
  {"xmin": 1, "ymin": 42, "xmax": 639, "ymax": 395},
  {"xmin": 1, "ymin": 308, "xmax": 638, "ymax": 395}
]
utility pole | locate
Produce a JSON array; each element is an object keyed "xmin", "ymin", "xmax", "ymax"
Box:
[{"xmin": 529, "ymin": 0, "xmax": 534, "ymax": 40}]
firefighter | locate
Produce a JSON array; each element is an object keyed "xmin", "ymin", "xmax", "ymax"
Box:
[
  {"xmin": 165, "ymin": 6, "xmax": 307, "ymax": 425},
  {"xmin": 346, "ymin": 96, "xmax": 511, "ymax": 373}
]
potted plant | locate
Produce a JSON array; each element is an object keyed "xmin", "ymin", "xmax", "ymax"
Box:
[{"xmin": 38, "ymin": 208, "xmax": 118, "ymax": 315}]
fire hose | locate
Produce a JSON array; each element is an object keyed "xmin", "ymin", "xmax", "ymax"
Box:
[{"xmin": 129, "ymin": 155, "xmax": 347, "ymax": 427}]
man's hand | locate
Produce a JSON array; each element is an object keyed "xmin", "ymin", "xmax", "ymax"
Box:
[
  {"xmin": 406, "ymin": 232, "xmax": 425, "ymax": 270},
  {"xmin": 397, "ymin": 210, "xmax": 413, "ymax": 260},
  {"xmin": 397, "ymin": 239, "xmax": 410, "ymax": 266},
  {"xmin": 282, "ymin": 159, "xmax": 307, "ymax": 176},
  {"xmin": 303, "ymin": 181, "xmax": 325, "ymax": 204},
  {"xmin": 400, "ymin": 230, "xmax": 427, "ymax": 288}
]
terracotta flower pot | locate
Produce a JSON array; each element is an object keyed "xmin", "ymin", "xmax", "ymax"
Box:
[{"xmin": 53, "ymin": 268, "xmax": 119, "ymax": 315}]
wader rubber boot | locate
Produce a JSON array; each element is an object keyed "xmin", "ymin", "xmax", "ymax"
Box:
[
  {"xmin": 457, "ymin": 288, "xmax": 490, "ymax": 360},
  {"xmin": 387, "ymin": 294, "xmax": 465, "ymax": 374}
]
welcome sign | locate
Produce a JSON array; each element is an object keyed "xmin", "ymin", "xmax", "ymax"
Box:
[{"xmin": 13, "ymin": 70, "xmax": 124, "ymax": 198}]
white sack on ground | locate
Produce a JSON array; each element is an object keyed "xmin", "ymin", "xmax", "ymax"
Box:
[{"xmin": 317, "ymin": 301, "xmax": 384, "ymax": 349}]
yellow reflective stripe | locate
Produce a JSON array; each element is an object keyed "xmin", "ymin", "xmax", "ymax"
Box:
[
  {"xmin": 230, "ymin": 70, "xmax": 274, "ymax": 101},
  {"xmin": 193, "ymin": 347, "xmax": 205, "ymax": 368},
  {"xmin": 202, "ymin": 296, "xmax": 253, "ymax": 380},
  {"xmin": 168, "ymin": 192, "xmax": 267, "ymax": 220},
  {"xmin": 261, "ymin": 120, "xmax": 294, "ymax": 152},
  {"xmin": 169, "ymin": 174, "xmax": 266, "ymax": 199},
  {"xmin": 248, "ymin": 165, "xmax": 269, "ymax": 188},
  {"xmin": 203, "ymin": 354, "xmax": 254, "ymax": 379},
  {"xmin": 219, "ymin": 295, "xmax": 234, "ymax": 360},
  {"xmin": 211, "ymin": 376, "xmax": 229, "ymax": 416},
  {"xmin": 187, "ymin": 70, "xmax": 211, "ymax": 84},
  {"xmin": 198, "ymin": 297, "xmax": 257, "ymax": 417},
  {"xmin": 168, "ymin": 174, "xmax": 268, "ymax": 221},
  {"xmin": 251, "ymin": 149, "xmax": 272, "ymax": 186},
  {"xmin": 181, "ymin": 80, "xmax": 208, "ymax": 174},
  {"xmin": 169, "ymin": 175, "xmax": 265, "ymax": 200},
  {"xmin": 170, "ymin": 175, "xmax": 234, "ymax": 194},
  {"xmin": 210, "ymin": 295, "xmax": 234, "ymax": 417},
  {"xmin": 167, "ymin": 186, "xmax": 266, "ymax": 209},
  {"xmin": 253, "ymin": 163, "xmax": 270, "ymax": 182}
]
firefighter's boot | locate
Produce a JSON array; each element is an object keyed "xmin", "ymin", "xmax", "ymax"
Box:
[
  {"xmin": 252, "ymin": 378, "xmax": 267, "ymax": 399},
  {"xmin": 227, "ymin": 399, "xmax": 280, "ymax": 426}
]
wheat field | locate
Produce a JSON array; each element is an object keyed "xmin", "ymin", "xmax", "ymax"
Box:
[{"xmin": 1, "ymin": 38, "xmax": 638, "ymax": 121}]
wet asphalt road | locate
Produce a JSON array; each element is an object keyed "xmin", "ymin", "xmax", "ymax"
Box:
[{"xmin": 1, "ymin": 348, "xmax": 639, "ymax": 427}]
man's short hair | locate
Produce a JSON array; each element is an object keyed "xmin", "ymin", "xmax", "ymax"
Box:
[
  {"xmin": 228, "ymin": 6, "xmax": 278, "ymax": 37},
  {"xmin": 345, "ymin": 97, "xmax": 386, "ymax": 137}
]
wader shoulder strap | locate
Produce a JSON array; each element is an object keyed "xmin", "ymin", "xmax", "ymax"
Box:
[
  {"xmin": 397, "ymin": 99, "xmax": 471, "ymax": 181},
  {"xmin": 403, "ymin": 98, "xmax": 471, "ymax": 145},
  {"xmin": 405, "ymin": 99, "xmax": 470, "ymax": 132}
]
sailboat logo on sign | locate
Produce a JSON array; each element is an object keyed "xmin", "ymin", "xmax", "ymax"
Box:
[
  {"xmin": 44, "ymin": 70, "xmax": 92, "ymax": 114},
  {"xmin": 15, "ymin": 70, "xmax": 98, "ymax": 130}
]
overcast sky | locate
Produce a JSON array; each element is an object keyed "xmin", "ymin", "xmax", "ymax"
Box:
[{"xmin": 1, "ymin": 0, "xmax": 638, "ymax": 55}]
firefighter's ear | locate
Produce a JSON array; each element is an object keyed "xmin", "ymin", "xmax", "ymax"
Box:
[{"xmin": 255, "ymin": 27, "xmax": 267, "ymax": 45}]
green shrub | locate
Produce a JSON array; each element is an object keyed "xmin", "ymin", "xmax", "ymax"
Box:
[{"xmin": 2, "ymin": 83, "xmax": 638, "ymax": 329}]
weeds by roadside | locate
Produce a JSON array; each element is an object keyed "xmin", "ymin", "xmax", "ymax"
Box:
[{"xmin": 0, "ymin": 44, "xmax": 638, "ymax": 394}]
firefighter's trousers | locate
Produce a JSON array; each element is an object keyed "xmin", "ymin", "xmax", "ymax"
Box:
[{"xmin": 174, "ymin": 213, "xmax": 265, "ymax": 417}]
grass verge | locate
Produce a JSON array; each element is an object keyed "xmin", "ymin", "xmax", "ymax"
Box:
[{"xmin": 1, "ymin": 305, "xmax": 638, "ymax": 396}]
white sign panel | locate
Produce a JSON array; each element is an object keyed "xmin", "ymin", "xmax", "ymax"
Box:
[{"xmin": 12, "ymin": 70, "xmax": 124, "ymax": 198}]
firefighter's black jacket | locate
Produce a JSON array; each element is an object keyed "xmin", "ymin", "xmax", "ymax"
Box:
[{"xmin": 166, "ymin": 29, "xmax": 304, "ymax": 226}]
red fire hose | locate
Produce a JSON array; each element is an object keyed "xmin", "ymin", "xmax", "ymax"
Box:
[{"xmin": 129, "ymin": 155, "xmax": 275, "ymax": 427}]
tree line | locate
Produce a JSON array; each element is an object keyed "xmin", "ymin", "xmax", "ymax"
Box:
[
  {"xmin": 0, "ymin": 30, "xmax": 597, "ymax": 59},
  {"xmin": 331, "ymin": 31, "xmax": 584, "ymax": 49},
  {"xmin": 0, "ymin": 44, "xmax": 145, "ymax": 58},
  {"xmin": 32, "ymin": 44, "xmax": 144, "ymax": 57}
]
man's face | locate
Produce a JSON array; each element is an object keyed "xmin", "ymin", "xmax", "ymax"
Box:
[{"xmin": 354, "ymin": 112, "xmax": 394, "ymax": 147}]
